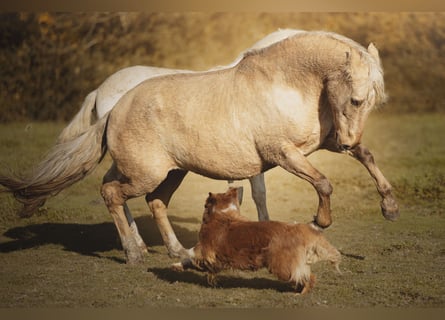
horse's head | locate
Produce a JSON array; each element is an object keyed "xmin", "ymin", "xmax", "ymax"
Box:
[{"xmin": 326, "ymin": 42, "xmax": 386, "ymax": 151}]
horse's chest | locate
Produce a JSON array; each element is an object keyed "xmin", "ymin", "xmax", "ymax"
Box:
[{"xmin": 288, "ymin": 128, "xmax": 323, "ymax": 155}]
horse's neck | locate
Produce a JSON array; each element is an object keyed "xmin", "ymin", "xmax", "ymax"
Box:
[{"xmin": 264, "ymin": 35, "xmax": 350, "ymax": 81}]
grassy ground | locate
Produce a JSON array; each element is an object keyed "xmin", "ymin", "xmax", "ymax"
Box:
[{"xmin": 0, "ymin": 113, "xmax": 444, "ymax": 307}]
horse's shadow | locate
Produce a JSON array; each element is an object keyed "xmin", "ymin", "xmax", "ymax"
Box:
[
  {"xmin": 0, "ymin": 215, "xmax": 199, "ymax": 263},
  {"xmin": 147, "ymin": 267, "xmax": 294, "ymax": 293}
]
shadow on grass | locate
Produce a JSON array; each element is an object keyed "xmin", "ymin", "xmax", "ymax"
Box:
[
  {"xmin": 0, "ymin": 216, "xmax": 199, "ymax": 262},
  {"xmin": 147, "ymin": 267, "xmax": 294, "ymax": 292}
]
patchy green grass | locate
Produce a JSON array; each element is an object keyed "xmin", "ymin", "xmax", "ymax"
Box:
[{"xmin": 0, "ymin": 113, "xmax": 444, "ymax": 307}]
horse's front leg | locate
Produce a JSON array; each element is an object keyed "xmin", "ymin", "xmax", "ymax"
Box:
[
  {"xmin": 349, "ymin": 144, "xmax": 399, "ymax": 221},
  {"xmin": 278, "ymin": 144, "xmax": 333, "ymax": 228}
]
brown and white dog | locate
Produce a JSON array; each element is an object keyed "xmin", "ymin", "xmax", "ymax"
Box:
[{"xmin": 151, "ymin": 187, "xmax": 341, "ymax": 294}]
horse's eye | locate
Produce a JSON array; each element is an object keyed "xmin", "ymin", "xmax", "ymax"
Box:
[{"xmin": 350, "ymin": 98, "xmax": 363, "ymax": 107}]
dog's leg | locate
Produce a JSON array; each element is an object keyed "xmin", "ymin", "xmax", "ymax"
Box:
[
  {"xmin": 206, "ymin": 273, "xmax": 218, "ymax": 287},
  {"xmin": 171, "ymin": 257, "xmax": 204, "ymax": 272},
  {"xmin": 299, "ymin": 274, "xmax": 316, "ymax": 295},
  {"xmin": 171, "ymin": 244, "xmax": 206, "ymax": 272}
]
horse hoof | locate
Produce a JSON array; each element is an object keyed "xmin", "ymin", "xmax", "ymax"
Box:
[
  {"xmin": 381, "ymin": 197, "xmax": 400, "ymax": 221},
  {"xmin": 126, "ymin": 254, "xmax": 144, "ymax": 265},
  {"xmin": 313, "ymin": 215, "xmax": 332, "ymax": 229},
  {"xmin": 140, "ymin": 246, "xmax": 149, "ymax": 254},
  {"xmin": 126, "ymin": 247, "xmax": 145, "ymax": 265}
]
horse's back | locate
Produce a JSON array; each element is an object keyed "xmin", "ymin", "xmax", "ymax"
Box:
[{"xmin": 96, "ymin": 66, "xmax": 187, "ymax": 118}]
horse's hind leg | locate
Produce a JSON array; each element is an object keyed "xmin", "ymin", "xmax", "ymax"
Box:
[
  {"xmin": 146, "ymin": 169, "xmax": 192, "ymax": 259},
  {"xmin": 149, "ymin": 199, "xmax": 192, "ymax": 259},
  {"xmin": 104, "ymin": 164, "xmax": 148, "ymax": 254},
  {"xmin": 350, "ymin": 144, "xmax": 399, "ymax": 221},
  {"xmin": 101, "ymin": 180, "xmax": 144, "ymax": 265},
  {"xmin": 249, "ymin": 174, "xmax": 270, "ymax": 221},
  {"xmin": 123, "ymin": 203, "xmax": 148, "ymax": 253}
]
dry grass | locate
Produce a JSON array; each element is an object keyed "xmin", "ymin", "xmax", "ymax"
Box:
[{"xmin": 0, "ymin": 113, "xmax": 444, "ymax": 307}]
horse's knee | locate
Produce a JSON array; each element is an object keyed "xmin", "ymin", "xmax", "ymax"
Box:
[
  {"xmin": 314, "ymin": 177, "xmax": 333, "ymax": 197},
  {"xmin": 148, "ymin": 199, "xmax": 168, "ymax": 219},
  {"xmin": 352, "ymin": 145, "xmax": 375, "ymax": 164},
  {"xmin": 101, "ymin": 181, "xmax": 125, "ymax": 207}
]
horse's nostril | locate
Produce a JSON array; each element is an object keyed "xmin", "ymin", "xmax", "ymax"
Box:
[{"xmin": 340, "ymin": 144, "xmax": 351, "ymax": 151}]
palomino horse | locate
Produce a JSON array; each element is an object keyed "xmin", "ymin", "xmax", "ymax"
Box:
[
  {"xmin": 0, "ymin": 31, "xmax": 399, "ymax": 264},
  {"xmin": 54, "ymin": 29, "xmax": 303, "ymax": 251}
]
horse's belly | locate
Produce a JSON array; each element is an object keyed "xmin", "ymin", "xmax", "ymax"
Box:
[
  {"xmin": 189, "ymin": 164, "xmax": 263, "ymax": 181},
  {"xmin": 173, "ymin": 143, "xmax": 264, "ymax": 180}
]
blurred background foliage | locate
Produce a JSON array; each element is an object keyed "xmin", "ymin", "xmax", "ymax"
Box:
[{"xmin": 0, "ymin": 12, "xmax": 444, "ymax": 122}]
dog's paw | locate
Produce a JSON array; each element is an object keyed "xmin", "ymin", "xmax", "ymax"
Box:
[{"xmin": 206, "ymin": 273, "xmax": 218, "ymax": 287}]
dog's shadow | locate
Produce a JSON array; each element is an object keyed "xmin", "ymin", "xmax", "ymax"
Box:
[
  {"xmin": 0, "ymin": 215, "xmax": 199, "ymax": 263},
  {"xmin": 147, "ymin": 267, "xmax": 294, "ymax": 292}
]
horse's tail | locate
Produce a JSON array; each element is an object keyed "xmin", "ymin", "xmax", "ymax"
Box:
[
  {"xmin": 56, "ymin": 90, "xmax": 98, "ymax": 144},
  {"xmin": 0, "ymin": 114, "xmax": 109, "ymax": 217}
]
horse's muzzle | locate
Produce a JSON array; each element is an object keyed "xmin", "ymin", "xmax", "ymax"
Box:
[{"xmin": 335, "ymin": 131, "xmax": 359, "ymax": 153}]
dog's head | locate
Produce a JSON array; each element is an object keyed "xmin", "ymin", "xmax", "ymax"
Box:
[{"xmin": 203, "ymin": 187, "xmax": 243, "ymax": 223}]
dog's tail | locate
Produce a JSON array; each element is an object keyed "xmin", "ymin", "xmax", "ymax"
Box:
[{"xmin": 310, "ymin": 236, "xmax": 342, "ymax": 274}]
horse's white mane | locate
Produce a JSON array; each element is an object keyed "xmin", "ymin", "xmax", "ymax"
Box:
[{"xmin": 210, "ymin": 29, "xmax": 305, "ymax": 71}]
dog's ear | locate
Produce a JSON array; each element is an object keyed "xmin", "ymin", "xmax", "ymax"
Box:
[
  {"xmin": 207, "ymin": 192, "xmax": 216, "ymax": 202},
  {"xmin": 205, "ymin": 192, "xmax": 217, "ymax": 209},
  {"xmin": 227, "ymin": 186, "xmax": 243, "ymax": 205},
  {"xmin": 203, "ymin": 193, "xmax": 217, "ymax": 223}
]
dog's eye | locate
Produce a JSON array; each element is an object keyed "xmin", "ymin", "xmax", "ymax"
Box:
[{"xmin": 350, "ymin": 98, "xmax": 363, "ymax": 107}]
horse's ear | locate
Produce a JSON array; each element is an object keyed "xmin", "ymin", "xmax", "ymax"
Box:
[{"xmin": 367, "ymin": 43, "xmax": 380, "ymax": 62}]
